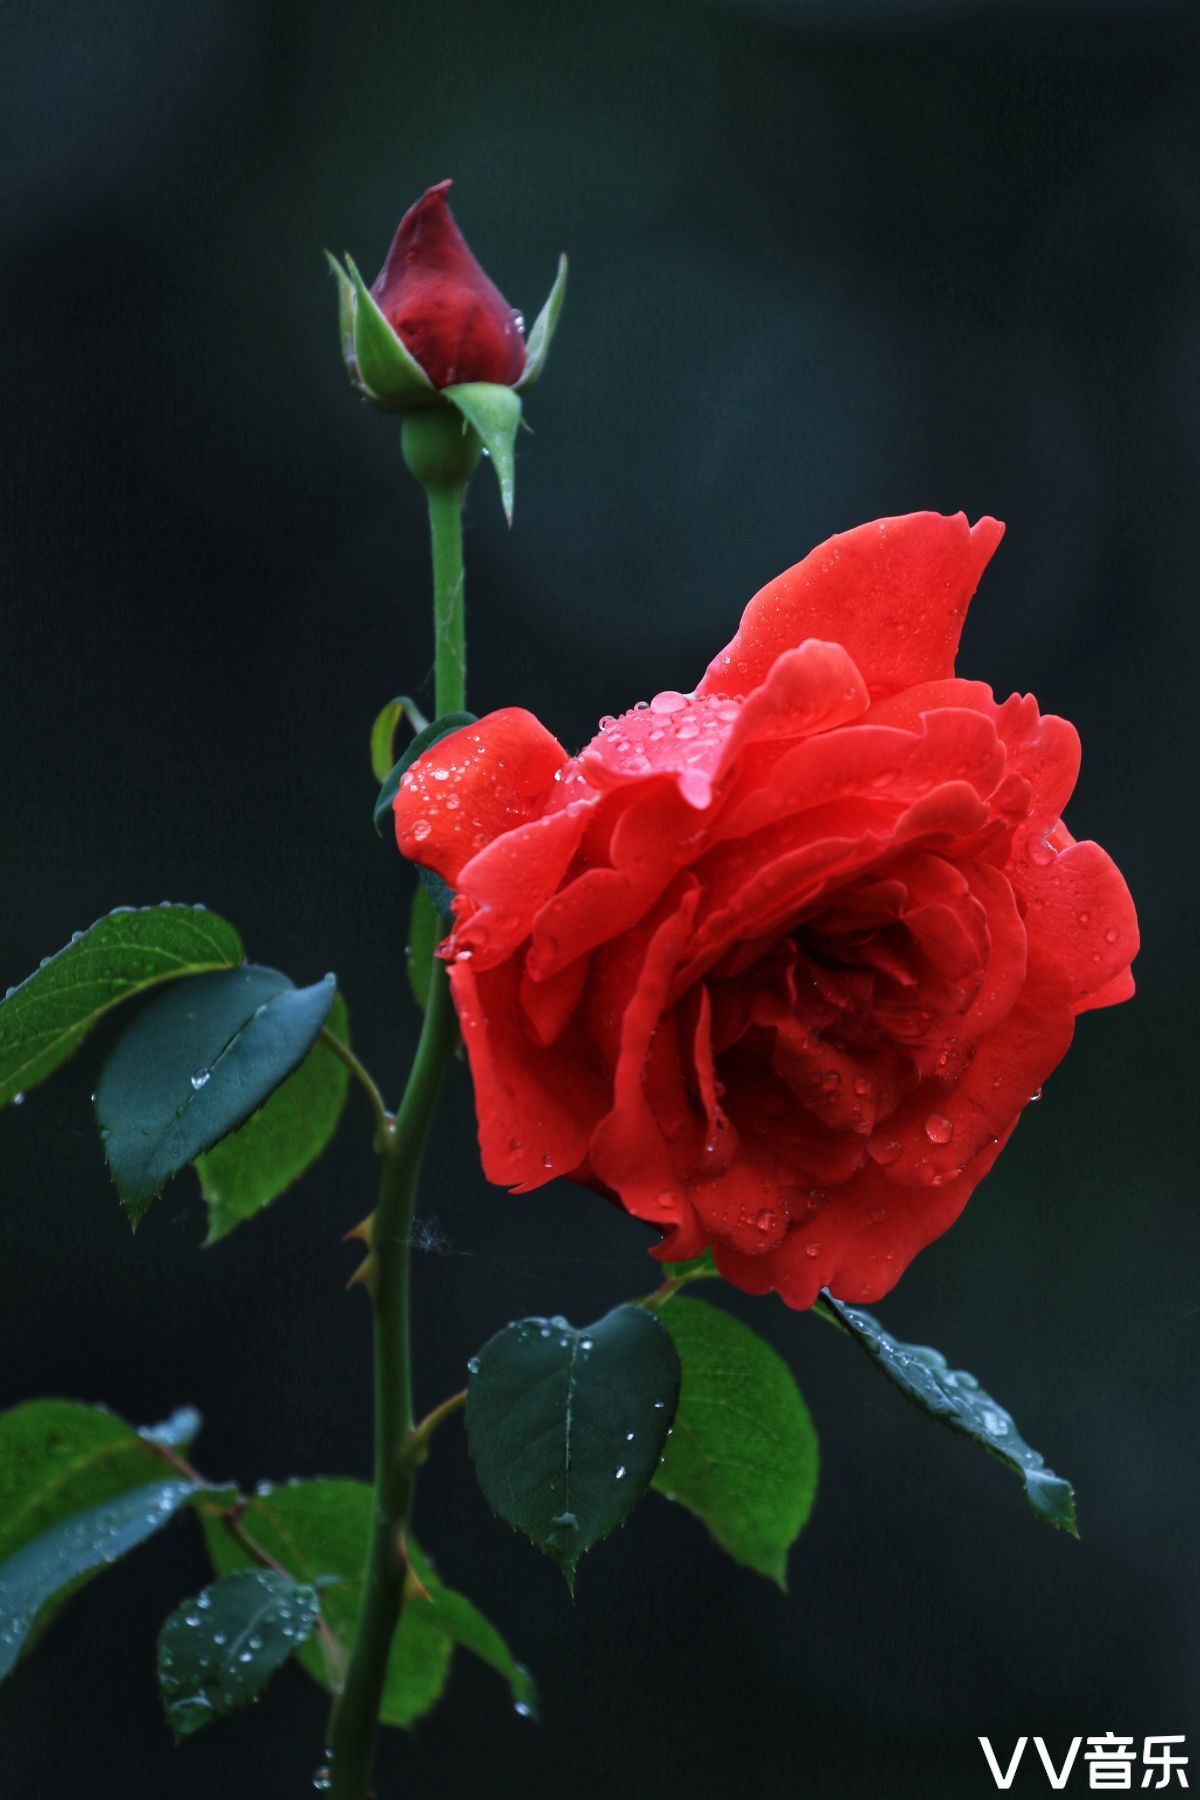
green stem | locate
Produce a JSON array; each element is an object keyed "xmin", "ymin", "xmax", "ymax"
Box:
[
  {"xmin": 428, "ymin": 482, "xmax": 467, "ymax": 716},
  {"xmin": 327, "ymin": 969, "xmax": 458, "ymax": 1795},
  {"xmin": 326, "ymin": 464, "xmax": 469, "ymax": 1799}
]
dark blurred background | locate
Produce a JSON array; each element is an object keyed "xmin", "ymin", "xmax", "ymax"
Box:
[{"xmin": 2, "ymin": 1, "xmax": 1198, "ymax": 1795}]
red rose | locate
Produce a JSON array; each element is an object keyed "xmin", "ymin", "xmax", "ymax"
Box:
[
  {"xmin": 393, "ymin": 513, "xmax": 1138, "ymax": 1309},
  {"xmin": 370, "ymin": 180, "xmax": 525, "ymax": 390}
]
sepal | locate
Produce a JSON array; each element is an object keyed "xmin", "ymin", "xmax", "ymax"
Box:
[
  {"xmin": 329, "ymin": 253, "xmax": 438, "ymax": 409},
  {"xmin": 442, "ymin": 383, "xmax": 522, "ymax": 523},
  {"xmin": 515, "ymin": 254, "xmax": 567, "ymax": 392}
]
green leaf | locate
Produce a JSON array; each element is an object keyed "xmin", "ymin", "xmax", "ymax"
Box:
[
  {"xmin": 344, "ymin": 253, "xmax": 436, "ymax": 408},
  {"xmin": 515, "ymin": 253, "xmax": 568, "ymax": 392},
  {"xmin": 157, "ymin": 1569, "xmax": 319, "ymax": 1740},
  {"xmin": 200, "ymin": 1480, "xmax": 532, "ymax": 1728},
  {"xmin": 370, "ymin": 694, "xmax": 430, "ymax": 784},
  {"xmin": 95, "ymin": 966, "xmax": 337, "ymax": 1224},
  {"xmin": 0, "ymin": 905, "xmax": 243, "ymax": 1108},
  {"xmin": 373, "ymin": 710, "xmax": 477, "ymax": 837},
  {"xmin": 815, "ymin": 1294, "xmax": 1078, "ymax": 1535},
  {"xmin": 442, "ymin": 383, "xmax": 523, "ymax": 524},
  {"xmin": 406, "ymin": 887, "xmax": 441, "ymax": 1010},
  {"xmin": 649, "ymin": 1297, "xmax": 818, "ymax": 1587},
  {"xmin": 0, "ymin": 1399, "xmax": 201, "ymax": 1680},
  {"xmin": 465, "ymin": 1305, "xmax": 681, "ymax": 1591},
  {"xmin": 404, "ymin": 1543, "xmax": 537, "ymax": 1720},
  {"xmin": 195, "ymin": 992, "xmax": 349, "ymax": 1245}
]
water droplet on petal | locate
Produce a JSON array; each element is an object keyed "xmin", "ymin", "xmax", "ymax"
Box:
[
  {"xmin": 649, "ymin": 689, "xmax": 688, "ymax": 715},
  {"xmin": 924, "ymin": 1114, "xmax": 954, "ymax": 1145}
]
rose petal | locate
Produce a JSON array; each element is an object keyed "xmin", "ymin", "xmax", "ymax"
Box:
[
  {"xmin": 394, "ymin": 707, "xmax": 568, "ymax": 885},
  {"xmin": 699, "ymin": 512, "xmax": 1004, "ymax": 702},
  {"xmin": 450, "ymin": 958, "xmax": 607, "ymax": 1191},
  {"xmin": 1017, "ymin": 838, "xmax": 1140, "ymax": 1009},
  {"xmin": 869, "ymin": 947, "xmax": 1075, "ymax": 1185},
  {"xmin": 451, "ymin": 800, "xmax": 594, "ymax": 968}
]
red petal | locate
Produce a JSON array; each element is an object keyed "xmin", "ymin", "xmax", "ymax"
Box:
[
  {"xmin": 371, "ymin": 181, "xmax": 526, "ymax": 389},
  {"xmin": 587, "ymin": 883, "xmax": 705, "ymax": 1240},
  {"xmin": 699, "ymin": 513, "xmax": 1004, "ymax": 702},
  {"xmin": 452, "ymin": 800, "xmax": 594, "ymax": 968},
  {"xmin": 1017, "ymin": 838, "xmax": 1139, "ymax": 1011},
  {"xmin": 869, "ymin": 946, "xmax": 1075, "ymax": 1186},
  {"xmin": 579, "ymin": 641, "xmax": 869, "ymax": 810},
  {"xmin": 393, "ymin": 708, "xmax": 567, "ymax": 886},
  {"xmin": 713, "ymin": 1124, "xmax": 1013, "ymax": 1309},
  {"xmin": 450, "ymin": 958, "xmax": 607, "ymax": 1192}
]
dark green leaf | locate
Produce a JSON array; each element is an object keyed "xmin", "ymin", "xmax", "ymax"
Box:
[
  {"xmin": 370, "ymin": 694, "xmax": 429, "ymax": 784},
  {"xmin": 0, "ymin": 1399, "xmax": 201, "ymax": 1680},
  {"xmin": 649, "ymin": 1297, "xmax": 818, "ymax": 1587},
  {"xmin": 442, "ymin": 383, "xmax": 522, "ymax": 523},
  {"xmin": 815, "ymin": 1294, "xmax": 1077, "ymax": 1535},
  {"xmin": 373, "ymin": 710, "xmax": 477, "ymax": 837},
  {"xmin": 342, "ymin": 253, "xmax": 435, "ymax": 407},
  {"xmin": 157, "ymin": 1569, "xmax": 319, "ymax": 1740},
  {"xmin": 515, "ymin": 254, "xmax": 568, "ymax": 392},
  {"xmin": 406, "ymin": 888, "xmax": 441, "ymax": 1010},
  {"xmin": 465, "ymin": 1305, "xmax": 681, "ymax": 1590},
  {"xmin": 0, "ymin": 906, "xmax": 242, "ymax": 1108},
  {"xmin": 200, "ymin": 1480, "xmax": 532, "ymax": 1728},
  {"xmin": 96, "ymin": 966, "xmax": 336, "ymax": 1224},
  {"xmin": 196, "ymin": 992, "xmax": 350, "ymax": 1245}
]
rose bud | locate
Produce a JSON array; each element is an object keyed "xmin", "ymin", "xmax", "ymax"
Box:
[{"xmin": 327, "ymin": 183, "xmax": 566, "ymax": 518}]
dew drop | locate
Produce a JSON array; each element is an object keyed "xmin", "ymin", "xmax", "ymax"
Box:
[
  {"xmin": 190, "ymin": 1069, "xmax": 211, "ymax": 1091},
  {"xmin": 514, "ymin": 1701, "xmax": 534, "ymax": 1719},
  {"xmin": 1028, "ymin": 1087, "xmax": 1043, "ymax": 1104},
  {"xmin": 12, "ymin": 1092, "xmax": 24, "ymax": 1106},
  {"xmin": 873, "ymin": 1138, "xmax": 902, "ymax": 1166},
  {"xmin": 466, "ymin": 1356, "xmax": 480, "ymax": 1375},
  {"xmin": 753, "ymin": 1207, "xmax": 776, "ymax": 1232},
  {"xmin": 649, "ymin": 689, "xmax": 688, "ymax": 715},
  {"xmin": 803, "ymin": 1240, "xmax": 821, "ymax": 1259},
  {"xmin": 614, "ymin": 1465, "xmax": 627, "ymax": 1480},
  {"xmin": 1104, "ymin": 925, "xmax": 1119, "ymax": 943},
  {"xmin": 411, "ymin": 819, "xmax": 432, "ymax": 842},
  {"xmin": 924, "ymin": 1114, "xmax": 954, "ymax": 1145}
]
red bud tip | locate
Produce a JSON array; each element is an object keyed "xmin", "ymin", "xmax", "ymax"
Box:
[{"xmin": 370, "ymin": 181, "xmax": 526, "ymax": 390}]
